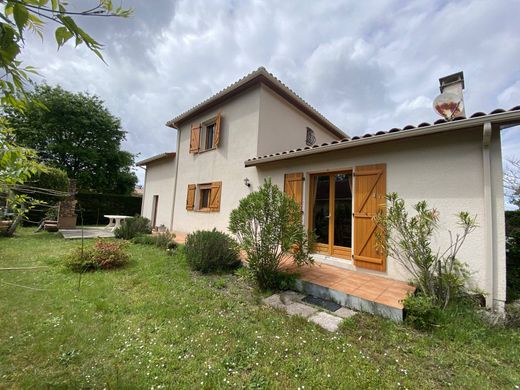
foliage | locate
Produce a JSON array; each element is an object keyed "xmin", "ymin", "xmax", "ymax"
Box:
[
  {"xmin": 375, "ymin": 193, "xmax": 477, "ymax": 308},
  {"xmin": 113, "ymin": 216, "xmax": 151, "ymax": 240},
  {"xmin": 0, "ymin": 0, "xmax": 131, "ymax": 111},
  {"xmin": 6, "ymin": 85, "xmax": 137, "ymax": 194},
  {"xmin": 403, "ymin": 293, "xmax": 442, "ymax": 330},
  {"xmin": 507, "ymin": 230, "xmax": 520, "ymax": 302},
  {"xmin": 506, "ymin": 302, "xmax": 520, "ymax": 328},
  {"xmin": 65, "ymin": 239, "xmax": 129, "ymax": 272},
  {"xmin": 0, "ymin": 124, "xmax": 46, "ymax": 234},
  {"xmin": 506, "ymin": 211, "xmax": 520, "ymax": 302},
  {"xmin": 506, "ymin": 210, "xmax": 520, "ymax": 236},
  {"xmin": 75, "ymin": 192, "xmax": 142, "ymax": 225},
  {"xmin": 505, "ymin": 158, "xmax": 520, "ymax": 209},
  {"xmin": 185, "ymin": 229, "xmax": 241, "ymax": 273},
  {"xmin": 131, "ymin": 232, "xmax": 176, "ymax": 250},
  {"xmin": 2, "ymin": 228, "xmax": 520, "ymax": 388},
  {"xmin": 20, "ymin": 166, "xmax": 68, "ymax": 224},
  {"xmin": 229, "ymin": 178, "xmax": 314, "ymax": 289}
]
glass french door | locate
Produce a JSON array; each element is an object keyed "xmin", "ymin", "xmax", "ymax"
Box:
[{"xmin": 310, "ymin": 172, "xmax": 353, "ymax": 259}]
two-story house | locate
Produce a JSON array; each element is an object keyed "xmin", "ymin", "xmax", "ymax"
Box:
[{"xmin": 138, "ymin": 67, "xmax": 520, "ymax": 316}]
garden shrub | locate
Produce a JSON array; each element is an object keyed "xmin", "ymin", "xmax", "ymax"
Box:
[
  {"xmin": 374, "ymin": 193, "xmax": 477, "ymax": 309},
  {"xmin": 131, "ymin": 231, "xmax": 177, "ymax": 251},
  {"xmin": 506, "ymin": 301, "xmax": 520, "ymax": 328},
  {"xmin": 229, "ymin": 178, "xmax": 314, "ymax": 290},
  {"xmin": 114, "ymin": 216, "xmax": 151, "ymax": 240},
  {"xmin": 185, "ymin": 229, "xmax": 240, "ymax": 273},
  {"xmin": 403, "ymin": 293, "xmax": 442, "ymax": 330},
  {"xmin": 65, "ymin": 239, "xmax": 129, "ymax": 272}
]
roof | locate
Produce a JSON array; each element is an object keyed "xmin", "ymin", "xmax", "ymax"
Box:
[
  {"xmin": 136, "ymin": 152, "xmax": 176, "ymax": 166},
  {"xmin": 165, "ymin": 67, "xmax": 347, "ymax": 139},
  {"xmin": 245, "ymin": 107, "xmax": 520, "ymax": 167}
]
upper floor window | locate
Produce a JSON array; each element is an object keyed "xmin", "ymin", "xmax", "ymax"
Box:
[
  {"xmin": 202, "ymin": 121, "xmax": 216, "ymax": 151},
  {"xmin": 189, "ymin": 113, "xmax": 221, "ymax": 154}
]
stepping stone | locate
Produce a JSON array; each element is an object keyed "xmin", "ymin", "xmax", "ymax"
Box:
[
  {"xmin": 279, "ymin": 290, "xmax": 305, "ymax": 303},
  {"xmin": 262, "ymin": 294, "xmax": 286, "ymax": 309},
  {"xmin": 309, "ymin": 312, "xmax": 343, "ymax": 332},
  {"xmin": 334, "ymin": 307, "xmax": 357, "ymax": 319},
  {"xmin": 285, "ymin": 302, "xmax": 318, "ymax": 318}
]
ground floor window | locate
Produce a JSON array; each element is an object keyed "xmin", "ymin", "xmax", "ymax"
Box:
[
  {"xmin": 198, "ymin": 184, "xmax": 212, "ymax": 211},
  {"xmin": 186, "ymin": 181, "xmax": 222, "ymax": 212}
]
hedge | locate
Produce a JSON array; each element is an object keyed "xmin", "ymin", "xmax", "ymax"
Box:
[
  {"xmin": 506, "ymin": 210, "xmax": 520, "ymax": 236},
  {"xmin": 24, "ymin": 193, "xmax": 142, "ymax": 226},
  {"xmin": 76, "ymin": 193, "xmax": 142, "ymax": 225}
]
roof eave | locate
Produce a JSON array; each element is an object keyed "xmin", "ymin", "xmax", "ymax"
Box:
[
  {"xmin": 245, "ymin": 110, "xmax": 520, "ymax": 167},
  {"xmin": 165, "ymin": 68, "xmax": 348, "ymax": 139},
  {"xmin": 136, "ymin": 152, "xmax": 176, "ymax": 166}
]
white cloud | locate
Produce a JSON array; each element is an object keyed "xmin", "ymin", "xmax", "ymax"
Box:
[{"xmin": 16, "ymin": 0, "xmax": 520, "ymax": 186}]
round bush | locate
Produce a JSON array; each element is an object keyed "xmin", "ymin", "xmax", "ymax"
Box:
[{"xmin": 185, "ymin": 229, "xmax": 241, "ymax": 273}]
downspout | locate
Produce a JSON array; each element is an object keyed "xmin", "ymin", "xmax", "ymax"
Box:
[
  {"xmin": 482, "ymin": 122, "xmax": 495, "ymax": 308},
  {"xmin": 169, "ymin": 128, "xmax": 181, "ymax": 232}
]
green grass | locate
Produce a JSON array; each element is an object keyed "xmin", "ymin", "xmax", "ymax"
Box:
[{"xmin": 1, "ymin": 228, "xmax": 519, "ymax": 389}]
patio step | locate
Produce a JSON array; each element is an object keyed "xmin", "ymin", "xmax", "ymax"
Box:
[
  {"xmin": 283, "ymin": 261, "xmax": 416, "ymax": 322},
  {"xmin": 294, "ymin": 278, "xmax": 405, "ymax": 322}
]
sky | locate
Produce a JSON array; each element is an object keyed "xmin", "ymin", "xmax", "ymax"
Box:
[{"xmin": 19, "ymin": 0, "xmax": 520, "ymax": 201}]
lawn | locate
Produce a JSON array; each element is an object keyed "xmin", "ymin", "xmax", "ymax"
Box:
[{"xmin": 1, "ymin": 229, "xmax": 519, "ymax": 389}]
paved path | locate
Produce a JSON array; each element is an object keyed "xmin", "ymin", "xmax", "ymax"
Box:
[{"xmin": 60, "ymin": 227, "xmax": 115, "ymax": 240}]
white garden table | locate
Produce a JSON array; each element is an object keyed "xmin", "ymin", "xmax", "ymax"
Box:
[{"xmin": 104, "ymin": 215, "xmax": 132, "ymax": 231}]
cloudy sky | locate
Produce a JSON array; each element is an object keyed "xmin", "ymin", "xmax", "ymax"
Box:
[{"xmin": 20, "ymin": 0, "xmax": 520, "ymax": 192}]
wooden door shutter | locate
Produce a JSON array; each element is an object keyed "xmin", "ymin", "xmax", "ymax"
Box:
[
  {"xmin": 186, "ymin": 184, "xmax": 196, "ymax": 210},
  {"xmin": 284, "ymin": 173, "xmax": 304, "ymax": 211},
  {"xmin": 353, "ymin": 164, "xmax": 386, "ymax": 271},
  {"xmin": 209, "ymin": 181, "xmax": 222, "ymax": 211},
  {"xmin": 189, "ymin": 124, "xmax": 200, "ymax": 154},
  {"xmin": 213, "ymin": 112, "xmax": 221, "ymax": 147}
]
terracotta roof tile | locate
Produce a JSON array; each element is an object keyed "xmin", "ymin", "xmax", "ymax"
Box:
[{"xmin": 245, "ymin": 107, "xmax": 520, "ymax": 165}]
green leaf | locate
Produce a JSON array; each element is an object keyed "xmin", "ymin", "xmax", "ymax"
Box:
[
  {"xmin": 13, "ymin": 3, "xmax": 29, "ymax": 35},
  {"xmin": 55, "ymin": 26, "xmax": 73, "ymax": 48},
  {"xmin": 51, "ymin": 0, "xmax": 58, "ymax": 11}
]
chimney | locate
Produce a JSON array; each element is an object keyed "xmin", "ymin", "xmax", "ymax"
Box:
[
  {"xmin": 433, "ymin": 71, "xmax": 466, "ymax": 120},
  {"xmin": 438, "ymin": 71, "xmax": 465, "ymax": 117}
]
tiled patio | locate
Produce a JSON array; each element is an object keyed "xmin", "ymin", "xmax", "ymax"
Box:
[
  {"xmin": 282, "ymin": 260, "xmax": 415, "ymax": 310},
  {"xmin": 173, "ymin": 231, "xmax": 187, "ymax": 244}
]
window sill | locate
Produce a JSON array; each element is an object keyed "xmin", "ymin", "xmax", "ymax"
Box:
[{"xmin": 197, "ymin": 147, "xmax": 216, "ymax": 154}]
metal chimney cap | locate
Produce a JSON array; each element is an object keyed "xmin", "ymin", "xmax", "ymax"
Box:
[{"xmin": 439, "ymin": 71, "xmax": 465, "ymax": 93}]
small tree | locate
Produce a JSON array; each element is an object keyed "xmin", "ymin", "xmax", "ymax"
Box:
[
  {"xmin": 229, "ymin": 178, "xmax": 314, "ymax": 289},
  {"xmin": 374, "ymin": 193, "xmax": 477, "ymax": 308},
  {"xmin": 0, "ymin": 125, "xmax": 46, "ymax": 235}
]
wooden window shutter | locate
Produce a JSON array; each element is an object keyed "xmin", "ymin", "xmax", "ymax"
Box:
[
  {"xmin": 353, "ymin": 164, "xmax": 386, "ymax": 271},
  {"xmin": 213, "ymin": 112, "xmax": 221, "ymax": 147},
  {"xmin": 284, "ymin": 173, "xmax": 304, "ymax": 211},
  {"xmin": 209, "ymin": 181, "xmax": 222, "ymax": 211},
  {"xmin": 189, "ymin": 124, "xmax": 200, "ymax": 154},
  {"xmin": 186, "ymin": 184, "xmax": 196, "ymax": 210}
]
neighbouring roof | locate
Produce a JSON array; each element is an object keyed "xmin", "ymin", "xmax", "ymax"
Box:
[
  {"xmin": 136, "ymin": 152, "xmax": 176, "ymax": 166},
  {"xmin": 165, "ymin": 67, "xmax": 348, "ymax": 140},
  {"xmin": 245, "ymin": 107, "xmax": 520, "ymax": 167}
]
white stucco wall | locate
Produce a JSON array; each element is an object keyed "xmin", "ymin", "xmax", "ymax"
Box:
[
  {"xmin": 141, "ymin": 157, "xmax": 176, "ymax": 228},
  {"xmin": 171, "ymin": 87, "xmax": 263, "ymax": 233},
  {"xmin": 253, "ymin": 127, "xmax": 505, "ymax": 307},
  {"xmin": 257, "ymin": 85, "xmax": 342, "ymax": 156}
]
